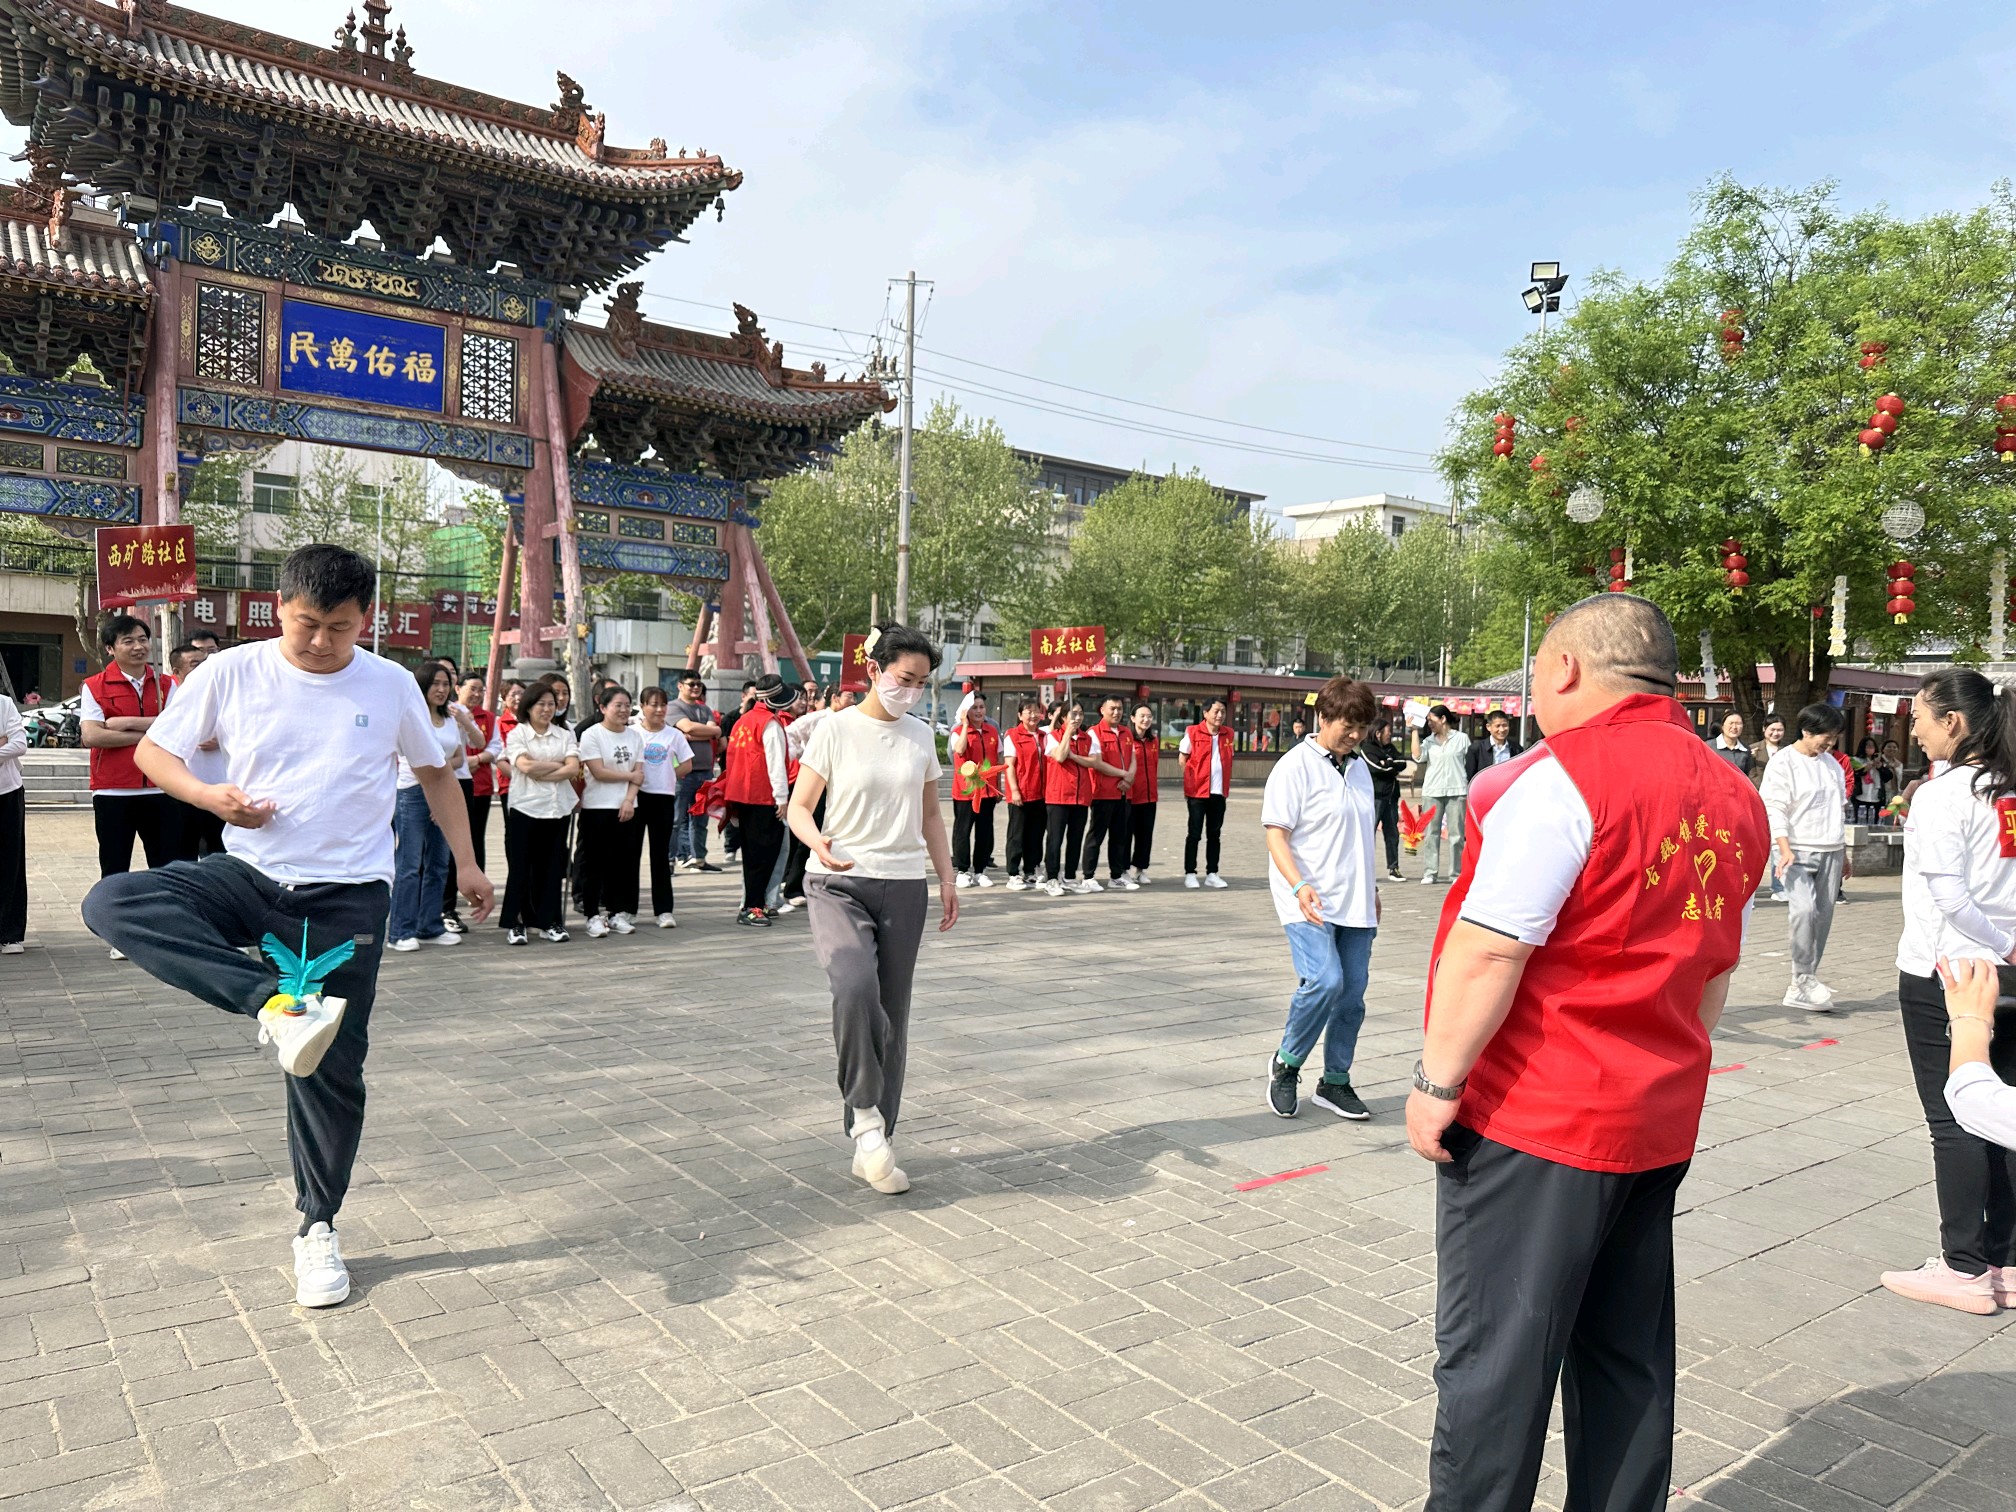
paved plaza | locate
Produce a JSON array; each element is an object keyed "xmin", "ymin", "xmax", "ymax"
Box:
[{"xmin": 1, "ymin": 797, "xmax": 2013, "ymax": 1511}]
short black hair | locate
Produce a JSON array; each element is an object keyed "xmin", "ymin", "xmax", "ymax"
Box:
[
  {"xmin": 866, "ymin": 622, "xmax": 942, "ymax": 672},
  {"xmin": 279, "ymin": 543, "xmax": 375, "ymax": 613},
  {"xmin": 99, "ymin": 612, "xmax": 148, "ymax": 649},
  {"xmin": 740, "ymin": 679, "xmax": 758, "ymax": 692},
  {"xmin": 188, "ymin": 629, "xmax": 221, "ymax": 646},
  {"xmin": 1486, "ymin": 709, "xmax": 1511, "ymax": 725},
  {"xmin": 1796, "ymin": 702, "xmax": 1846, "ymax": 737},
  {"xmin": 168, "ymin": 641, "xmax": 201, "ymax": 672},
  {"xmin": 596, "ymin": 682, "xmax": 632, "ymax": 710},
  {"xmin": 640, "ymin": 686, "xmax": 669, "ymax": 707},
  {"xmin": 678, "ymin": 671, "xmax": 705, "ymax": 686},
  {"xmin": 414, "ymin": 659, "xmax": 454, "ymax": 697}
]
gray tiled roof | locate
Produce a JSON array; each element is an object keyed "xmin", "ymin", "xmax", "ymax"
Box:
[
  {"xmin": 566, "ymin": 326, "xmax": 890, "ymax": 423},
  {"xmin": 0, "ymin": 212, "xmax": 151, "ymax": 296}
]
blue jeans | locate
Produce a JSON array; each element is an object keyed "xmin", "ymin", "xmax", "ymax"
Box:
[
  {"xmin": 389, "ymin": 785, "xmax": 450, "ymax": 943},
  {"xmin": 675, "ymin": 768, "xmax": 710, "ymax": 862},
  {"xmin": 1280, "ymin": 921, "xmax": 1375, "ymax": 1084}
]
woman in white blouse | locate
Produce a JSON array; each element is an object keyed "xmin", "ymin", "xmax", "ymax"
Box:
[
  {"xmin": 501, "ymin": 682, "xmax": 581, "ymax": 945},
  {"xmin": 389, "ymin": 660, "xmax": 482, "ymax": 951},
  {"xmin": 0, "ymin": 692, "xmax": 25, "ymax": 953},
  {"xmin": 1880, "ymin": 668, "xmax": 2016, "ymax": 1316}
]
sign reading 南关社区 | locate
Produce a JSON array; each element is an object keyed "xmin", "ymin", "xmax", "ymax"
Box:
[
  {"xmin": 1031, "ymin": 625, "xmax": 1107, "ymax": 680},
  {"xmin": 279, "ymin": 299, "xmax": 447, "ymax": 414},
  {"xmin": 839, "ymin": 632, "xmax": 871, "ymax": 692},
  {"xmin": 97, "ymin": 525, "xmax": 197, "ymax": 607}
]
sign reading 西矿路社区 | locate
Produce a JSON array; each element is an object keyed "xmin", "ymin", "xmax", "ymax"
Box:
[
  {"xmin": 840, "ymin": 633, "xmax": 870, "ymax": 692},
  {"xmin": 279, "ymin": 300, "xmax": 446, "ymax": 414},
  {"xmin": 97, "ymin": 525, "xmax": 196, "ymax": 606},
  {"xmin": 1031, "ymin": 625, "xmax": 1107, "ymax": 680}
]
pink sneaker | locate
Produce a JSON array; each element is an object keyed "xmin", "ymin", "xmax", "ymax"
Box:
[
  {"xmin": 1996, "ymin": 1265, "xmax": 2016, "ymax": 1309},
  {"xmin": 1879, "ymin": 1257, "xmax": 1999, "ymax": 1316}
]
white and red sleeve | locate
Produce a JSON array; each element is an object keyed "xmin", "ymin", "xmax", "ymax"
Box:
[{"xmin": 1458, "ymin": 752, "xmax": 1593, "ymax": 947}]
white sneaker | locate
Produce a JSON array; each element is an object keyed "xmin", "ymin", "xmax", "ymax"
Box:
[
  {"xmin": 1081, "ymin": 878, "xmax": 1105, "ymax": 893},
  {"xmin": 1204, "ymin": 873, "xmax": 1229, "ymax": 889},
  {"xmin": 955, "ymin": 872, "xmax": 975, "ymax": 889},
  {"xmin": 541, "ymin": 927, "xmax": 570, "ymax": 943},
  {"xmin": 1006, "ymin": 876, "xmax": 1028, "ymax": 892},
  {"xmin": 586, "ymin": 913, "xmax": 610, "ymax": 938},
  {"xmin": 1134, "ymin": 869, "xmax": 1153, "ymax": 885},
  {"xmin": 1117, "ymin": 877, "xmax": 1140, "ymax": 891},
  {"xmin": 974, "ymin": 872, "xmax": 995, "ymax": 888},
  {"xmin": 610, "ymin": 913, "xmax": 636, "ymax": 935},
  {"xmin": 506, "ymin": 929, "xmax": 528, "ymax": 946},
  {"xmin": 850, "ymin": 1124, "xmax": 910, "ymax": 1195},
  {"xmin": 292, "ymin": 1222, "xmax": 350, "ymax": 1307},
  {"xmin": 257, "ymin": 994, "xmax": 348, "ymax": 1078},
  {"xmin": 656, "ymin": 912, "xmax": 678, "ymax": 929},
  {"xmin": 388, "ymin": 938, "xmax": 419, "ymax": 952},
  {"xmin": 424, "ymin": 931, "xmax": 462, "ymax": 947},
  {"xmin": 108, "ymin": 947, "xmax": 126, "ymax": 960},
  {"xmin": 1420, "ymin": 873, "xmax": 1438, "ymax": 886},
  {"xmin": 774, "ymin": 898, "xmax": 800, "ymax": 915},
  {"xmin": 1044, "ymin": 879, "xmax": 1066, "ymax": 898},
  {"xmin": 1185, "ymin": 874, "xmax": 1202, "ymax": 889},
  {"xmin": 676, "ymin": 857, "xmax": 700, "ymax": 873},
  {"xmin": 1, "ymin": 942, "xmax": 22, "ymax": 954}
]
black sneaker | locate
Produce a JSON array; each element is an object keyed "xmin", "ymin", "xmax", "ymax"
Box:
[
  {"xmin": 697, "ymin": 861, "xmax": 724, "ymax": 873},
  {"xmin": 1312, "ymin": 1082, "xmax": 1371, "ymax": 1120},
  {"xmin": 1268, "ymin": 1055, "xmax": 1299, "ymax": 1118},
  {"xmin": 737, "ymin": 907, "xmax": 772, "ymax": 927},
  {"xmin": 1387, "ymin": 869, "xmax": 1403, "ymax": 882}
]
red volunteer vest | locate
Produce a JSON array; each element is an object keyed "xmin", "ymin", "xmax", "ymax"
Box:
[
  {"xmin": 493, "ymin": 709, "xmax": 517, "ymax": 791},
  {"xmin": 1128, "ymin": 728, "xmax": 1159, "ymax": 802},
  {"xmin": 1004, "ymin": 723, "xmax": 1047, "ymax": 801},
  {"xmin": 952, "ymin": 720, "xmax": 1003, "ymax": 801},
  {"xmin": 1182, "ymin": 724, "xmax": 1235, "ymax": 798},
  {"xmin": 1426, "ymin": 696, "xmax": 1770, "ymax": 1173},
  {"xmin": 1088, "ymin": 720, "xmax": 1132, "ymax": 801},
  {"xmin": 1044, "ymin": 729, "xmax": 1092, "ymax": 806},
  {"xmin": 85, "ymin": 664, "xmax": 169, "ymax": 791},
  {"xmin": 464, "ymin": 707, "xmax": 499, "ymax": 797},
  {"xmin": 723, "ymin": 705, "xmax": 780, "ymax": 804}
]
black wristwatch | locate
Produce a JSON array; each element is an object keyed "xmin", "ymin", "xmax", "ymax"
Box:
[{"xmin": 1412, "ymin": 1059, "xmax": 1466, "ymax": 1101}]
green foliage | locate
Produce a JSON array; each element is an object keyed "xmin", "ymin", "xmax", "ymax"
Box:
[{"xmin": 273, "ymin": 453, "xmax": 444, "ymax": 594}]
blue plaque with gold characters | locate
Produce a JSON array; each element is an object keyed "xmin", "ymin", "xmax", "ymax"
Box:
[{"xmin": 279, "ymin": 300, "xmax": 447, "ymax": 414}]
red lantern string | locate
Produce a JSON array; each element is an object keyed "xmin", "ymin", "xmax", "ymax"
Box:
[
  {"xmin": 1886, "ymin": 559, "xmax": 1917, "ymax": 625},
  {"xmin": 1993, "ymin": 395, "xmax": 2016, "ymax": 462},
  {"xmin": 1721, "ymin": 537, "xmax": 1749, "ymax": 594},
  {"xmin": 1491, "ymin": 411, "xmax": 1516, "ymax": 463},
  {"xmin": 1858, "ymin": 340, "xmax": 1888, "ymax": 371},
  {"xmin": 1859, "ymin": 394, "xmax": 1906, "ymax": 458},
  {"xmin": 1718, "ymin": 309, "xmax": 1744, "ymax": 364}
]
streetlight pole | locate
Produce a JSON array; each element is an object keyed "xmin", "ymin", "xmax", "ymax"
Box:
[
  {"xmin": 373, "ymin": 488, "xmax": 384, "ymax": 655},
  {"xmin": 895, "ymin": 271, "xmax": 915, "ymax": 626},
  {"xmin": 1522, "ymin": 261, "xmax": 1568, "ymax": 336}
]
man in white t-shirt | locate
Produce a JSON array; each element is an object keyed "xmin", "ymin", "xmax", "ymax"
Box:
[{"xmin": 82, "ymin": 545, "xmax": 493, "ymax": 1310}]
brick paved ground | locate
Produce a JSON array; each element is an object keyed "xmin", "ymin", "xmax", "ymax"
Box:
[{"xmin": 1, "ymin": 798, "xmax": 2013, "ymax": 1511}]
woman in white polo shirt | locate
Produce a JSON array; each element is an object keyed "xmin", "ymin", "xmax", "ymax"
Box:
[
  {"xmin": 500, "ymin": 682, "xmax": 581, "ymax": 945},
  {"xmin": 1879, "ymin": 668, "xmax": 2016, "ymax": 1316},
  {"xmin": 788, "ymin": 623, "xmax": 957, "ymax": 1195},
  {"xmin": 1261, "ymin": 677, "xmax": 1381, "ymax": 1122}
]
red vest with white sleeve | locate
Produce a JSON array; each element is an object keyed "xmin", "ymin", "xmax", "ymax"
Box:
[
  {"xmin": 1128, "ymin": 727, "xmax": 1159, "ymax": 802},
  {"xmin": 722, "ymin": 706, "xmax": 779, "ymax": 804},
  {"xmin": 1004, "ymin": 723, "xmax": 1047, "ymax": 801},
  {"xmin": 1044, "ymin": 729, "xmax": 1092, "ymax": 806},
  {"xmin": 951, "ymin": 719, "xmax": 1003, "ymax": 801},
  {"xmin": 1426, "ymin": 695, "xmax": 1770, "ymax": 1173},
  {"xmin": 84, "ymin": 664, "xmax": 169, "ymax": 791},
  {"xmin": 1181, "ymin": 723, "xmax": 1234, "ymax": 799},
  {"xmin": 1088, "ymin": 720, "xmax": 1132, "ymax": 800}
]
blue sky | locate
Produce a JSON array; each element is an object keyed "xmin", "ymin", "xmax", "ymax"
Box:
[{"xmin": 18, "ymin": 1, "xmax": 2008, "ymax": 514}]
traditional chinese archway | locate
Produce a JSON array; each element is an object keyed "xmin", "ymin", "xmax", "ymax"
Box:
[{"xmin": 0, "ymin": 0, "xmax": 889, "ymax": 693}]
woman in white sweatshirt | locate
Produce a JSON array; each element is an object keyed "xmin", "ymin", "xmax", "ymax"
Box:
[
  {"xmin": 1879, "ymin": 668, "xmax": 2016, "ymax": 1316},
  {"xmin": 1757, "ymin": 702, "xmax": 1847, "ymax": 1010}
]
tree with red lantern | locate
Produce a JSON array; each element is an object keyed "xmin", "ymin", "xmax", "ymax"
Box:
[
  {"xmin": 1490, "ymin": 411, "xmax": 1516, "ymax": 463},
  {"xmin": 1886, "ymin": 560, "xmax": 1917, "ymax": 625},
  {"xmin": 1721, "ymin": 538, "xmax": 1749, "ymax": 594}
]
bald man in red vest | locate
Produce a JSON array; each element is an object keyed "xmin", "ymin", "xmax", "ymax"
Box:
[{"xmin": 1408, "ymin": 594, "xmax": 1769, "ymax": 1512}]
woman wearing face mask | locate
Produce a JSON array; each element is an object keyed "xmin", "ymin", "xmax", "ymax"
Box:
[{"xmin": 788, "ymin": 624, "xmax": 957, "ymax": 1194}]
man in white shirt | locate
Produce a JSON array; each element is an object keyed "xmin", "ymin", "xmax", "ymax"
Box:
[
  {"xmin": 1417, "ymin": 706, "xmax": 1471, "ymax": 886},
  {"xmin": 82, "ymin": 546, "xmax": 493, "ymax": 1310},
  {"xmin": 1758, "ymin": 702, "xmax": 1848, "ymax": 1010}
]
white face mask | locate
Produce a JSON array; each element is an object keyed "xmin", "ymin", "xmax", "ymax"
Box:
[{"xmin": 876, "ymin": 675, "xmax": 925, "ymax": 712}]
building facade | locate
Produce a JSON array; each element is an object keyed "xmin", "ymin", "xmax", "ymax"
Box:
[{"xmin": 1281, "ymin": 493, "xmax": 1451, "ymax": 552}]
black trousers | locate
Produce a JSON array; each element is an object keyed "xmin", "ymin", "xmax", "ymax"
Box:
[
  {"xmin": 177, "ymin": 801, "xmax": 227, "ymax": 862},
  {"xmin": 952, "ymin": 796, "xmax": 999, "ymax": 874},
  {"xmin": 1429, "ymin": 1127, "xmax": 1687, "ymax": 1512},
  {"xmin": 637, "ymin": 791, "xmax": 682, "ymax": 916},
  {"xmin": 1898, "ymin": 970, "xmax": 2016, "ymax": 1274},
  {"xmin": 1084, "ymin": 797, "xmax": 1131, "ymax": 879},
  {"xmin": 0, "ymin": 787, "xmax": 23, "ymax": 945},
  {"xmin": 1005, "ymin": 799, "xmax": 1046, "ymax": 878},
  {"xmin": 733, "ymin": 802, "xmax": 786, "ymax": 910},
  {"xmin": 82, "ymin": 856, "xmax": 390, "ymax": 1228},
  {"xmin": 443, "ymin": 780, "xmax": 490, "ymax": 917},
  {"xmin": 1044, "ymin": 803, "xmax": 1087, "ymax": 882},
  {"xmin": 1129, "ymin": 801, "xmax": 1157, "ymax": 873},
  {"xmin": 501, "ymin": 808, "xmax": 569, "ymax": 931},
  {"xmin": 575, "ymin": 808, "xmax": 643, "ymax": 919},
  {"xmin": 1373, "ymin": 789, "xmax": 1400, "ymax": 871},
  {"xmin": 782, "ymin": 795, "xmax": 825, "ymax": 903},
  {"xmin": 93, "ymin": 792, "xmax": 176, "ymax": 877},
  {"xmin": 1184, "ymin": 794, "xmax": 1226, "ymax": 876}
]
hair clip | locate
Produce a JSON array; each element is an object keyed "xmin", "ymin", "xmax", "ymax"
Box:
[{"xmin": 862, "ymin": 627, "xmax": 882, "ymax": 657}]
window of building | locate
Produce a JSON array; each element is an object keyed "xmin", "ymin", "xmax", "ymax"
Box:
[
  {"xmin": 249, "ymin": 549, "xmax": 284, "ymax": 591},
  {"xmin": 194, "ymin": 284, "xmax": 263, "ymax": 386},
  {"xmin": 942, "ymin": 618, "xmax": 965, "ymax": 643},
  {"xmin": 347, "ymin": 483, "xmax": 381, "ymax": 524},
  {"xmin": 977, "ymin": 621, "xmax": 1000, "ymax": 645},
  {"xmin": 459, "ymin": 332, "xmax": 517, "ymax": 423},
  {"xmin": 1391, "ymin": 516, "xmax": 1407, "ymax": 539},
  {"xmin": 250, "ymin": 472, "xmax": 297, "ymax": 514}
]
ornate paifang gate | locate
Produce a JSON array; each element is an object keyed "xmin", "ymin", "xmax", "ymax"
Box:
[{"xmin": 0, "ymin": 0, "xmax": 889, "ymax": 691}]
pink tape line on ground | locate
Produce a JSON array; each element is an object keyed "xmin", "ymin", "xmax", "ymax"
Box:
[
  {"xmin": 1801, "ymin": 1038, "xmax": 1839, "ymax": 1049},
  {"xmin": 1709, "ymin": 1063, "xmax": 1746, "ymax": 1075},
  {"xmin": 1235, "ymin": 1163, "xmax": 1329, "ymax": 1192}
]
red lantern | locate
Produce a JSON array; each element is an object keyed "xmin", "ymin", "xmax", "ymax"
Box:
[
  {"xmin": 1995, "ymin": 394, "xmax": 2016, "ymax": 414},
  {"xmin": 1529, "ymin": 453, "xmax": 1548, "ymax": 472},
  {"xmin": 1564, "ymin": 415, "xmax": 1583, "ymax": 432},
  {"xmin": 1859, "ymin": 427, "xmax": 1887, "ymax": 453},
  {"xmin": 1859, "ymin": 340, "xmax": 1888, "ymax": 370},
  {"xmin": 1490, "ymin": 413, "xmax": 1516, "ymax": 465},
  {"xmin": 1493, "ymin": 438, "xmax": 1514, "ymax": 457},
  {"xmin": 1887, "ymin": 597, "xmax": 1910, "ymax": 615},
  {"xmin": 1876, "ymin": 394, "xmax": 1906, "ymax": 417},
  {"xmin": 1995, "ymin": 429, "xmax": 2016, "ymax": 463},
  {"xmin": 1871, "ymin": 411, "xmax": 1898, "ymax": 435},
  {"xmin": 1722, "ymin": 553, "xmax": 1747, "ymax": 570},
  {"xmin": 1610, "ymin": 547, "xmax": 1627, "ymax": 563},
  {"xmin": 1726, "ymin": 570, "xmax": 1750, "ymax": 589},
  {"xmin": 1491, "ymin": 412, "xmax": 1513, "ymax": 428},
  {"xmin": 1608, "ymin": 579, "xmax": 1633, "ymax": 593},
  {"xmin": 1890, "ymin": 560, "xmax": 1915, "ymax": 578}
]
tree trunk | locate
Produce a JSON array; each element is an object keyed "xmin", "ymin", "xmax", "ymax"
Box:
[
  {"xmin": 1728, "ymin": 658, "xmax": 1766, "ymax": 742},
  {"xmin": 1763, "ymin": 640, "xmax": 1832, "ymax": 722}
]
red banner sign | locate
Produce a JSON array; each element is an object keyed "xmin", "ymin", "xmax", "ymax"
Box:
[
  {"xmin": 431, "ymin": 589, "xmax": 518, "ymax": 626},
  {"xmin": 97, "ymin": 525, "xmax": 197, "ymax": 607},
  {"xmin": 232, "ymin": 594, "xmax": 431, "ymax": 648},
  {"xmin": 1031, "ymin": 624, "xmax": 1107, "ymax": 680},
  {"xmin": 237, "ymin": 593, "xmax": 282, "ymax": 639},
  {"xmin": 839, "ymin": 632, "xmax": 871, "ymax": 692}
]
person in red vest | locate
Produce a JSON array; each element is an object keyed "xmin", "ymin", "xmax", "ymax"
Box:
[
  {"xmin": 948, "ymin": 691, "xmax": 1005, "ymax": 889},
  {"xmin": 1041, "ymin": 701, "xmax": 1096, "ymax": 897},
  {"xmin": 442, "ymin": 672, "xmax": 503, "ymax": 933},
  {"xmin": 1179, "ymin": 699, "xmax": 1236, "ymax": 889},
  {"xmin": 82, "ymin": 614, "xmax": 178, "ymax": 954},
  {"xmin": 1125, "ymin": 702, "xmax": 1160, "ymax": 883},
  {"xmin": 1081, "ymin": 695, "xmax": 1142, "ymax": 891},
  {"xmin": 1407, "ymin": 594, "xmax": 1768, "ymax": 1512},
  {"xmin": 1001, "ymin": 698, "xmax": 1048, "ymax": 891},
  {"xmin": 722, "ymin": 674, "xmax": 796, "ymax": 926}
]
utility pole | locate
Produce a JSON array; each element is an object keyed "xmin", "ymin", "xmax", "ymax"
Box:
[{"xmin": 895, "ymin": 270, "xmax": 916, "ymax": 626}]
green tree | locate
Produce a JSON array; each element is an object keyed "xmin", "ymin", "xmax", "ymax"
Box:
[
  {"xmin": 910, "ymin": 400, "xmax": 1052, "ymax": 645},
  {"xmin": 275, "ymin": 452, "xmax": 445, "ymax": 598},
  {"xmin": 758, "ymin": 420, "xmax": 898, "ymax": 652}
]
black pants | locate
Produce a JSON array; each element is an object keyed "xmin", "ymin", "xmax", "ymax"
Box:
[
  {"xmin": 638, "ymin": 791, "xmax": 682, "ymax": 916},
  {"xmin": 1129, "ymin": 801, "xmax": 1157, "ymax": 873},
  {"xmin": 1005, "ymin": 799, "xmax": 1046, "ymax": 879},
  {"xmin": 443, "ymin": 780, "xmax": 490, "ymax": 917},
  {"xmin": 0, "ymin": 787, "xmax": 23, "ymax": 945},
  {"xmin": 82, "ymin": 856, "xmax": 390, "ymax": 1229},
  {"xmin": 93, "ymin": 792, "xmax": 176, "ymax": 877},
  {"xmin": 177, "ymin": 802, "xmax": 227, "ymax": 862},
  {"xmin": 782, "ymin": 795, "xmax": 824, "ymax": 903},
  {"xmin": 1184, "ymin": 794, "xmax": 1226, "ymax": 876},
  {"xmin": 1429, "ymin": 1127, "xmax": 1687, "ymax": 1512},
  {"xmin": 1044, "ymin": 803, "xmax": 1086, "ymax": 882},
  {"xmin": 1373, "ymin": 789, "xmax": 1400, "ymax": 871},
  {"xmin": 1084, "ymin": 798, "xmax": 1131, "ymax": 880},
  {"xmin": 501, "ymin": 809, "xmax": 569, "ymax": 931},
  {"xmin": 734, "ymin": 802, "xmax": 786, "ymax": 910},
  {"xmin": 952, "ymin": 796, "xmax": 999, "ymax": 874},
  {"xmin": 1898, "ymin": 970, "xmax": 2016, "ymax": 1275},
  {"xmin": 575, "ymin": 808, "xmax": 643, "ymax": 919}
]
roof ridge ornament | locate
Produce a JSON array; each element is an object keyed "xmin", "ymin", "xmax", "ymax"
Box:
[
  {"xmin": 731, "ymin": 304, "xmax": 786, "ymax": 385},
  {"xmin": 605, "ymin": 281, "xmax": 644, "ymax": 359},
  {"xmin": 118, "ymin": 0, "xmax": 168, "ymax": 39},
  {"xmin": 552, "ymin": 72, "xmax": 588, "ymax": 134}
]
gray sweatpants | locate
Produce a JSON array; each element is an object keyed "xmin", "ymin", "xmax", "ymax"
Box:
[
  {"xmin": 1784, "ymin": 848, "xmax": 1843, "ymax": 978},
  {"xmin": 805, "ymin": 873, "xmax": 929, "ymax": 1136}
]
